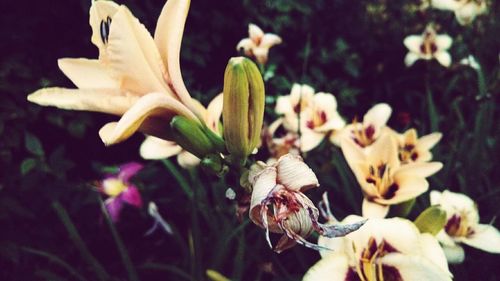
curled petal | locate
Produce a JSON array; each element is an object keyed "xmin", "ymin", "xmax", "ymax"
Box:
[
  {"xmin": 154, "ymin": 0, "xmax": 201, "ymax": 117},
  {"xmin": 249, "ymin": 167, "xmax": 278, "ymax": 226},
  {"xmin": 276, "ymin": 154, "xmax": 319, "ymax": 192},
  {"xmin": 236, "ymin": 38, "xmax": 255, "ymax": 54},
  {"xmin": 27, "ymin": 88, "xmax": 137, "ymax": 116},
  {"xmin": 176, "ymin": 150, "xmax": 201, "ymax": 168},
  {"xmin": 89, "ymin": 0, "xmax": 120, "ymax": 53},
  {"xmin": 98, "ymin": 92, "xmax": 197, "ymax": 145},
  {"xmin": 140, "ymin": 136, "xmax": 183, "ymax": 160}
]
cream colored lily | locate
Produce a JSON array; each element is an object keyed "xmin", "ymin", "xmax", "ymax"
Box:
[
  {"xmin": 394, "ymin": 129, "xmax": 442, "ymax": 164},
  {"xmin": 28, "ymin": 0, "xmax": 204, "ymax": 146},
  {"xmin": 341, "ymin": 135, "xmax": 443, "ymax": 218},
  {"xmin": 276, "ymin": 84, "xmax": 346, "ymax": 152},
  {"xmin": 404, "ymin": 25, "xmax": 453, "ymax": 67},
  {"xmin": 236, "ymin": 23, "xmax": 282, "ymax": 65},
  {"xmin": 140, "ymin": 94, "xmax": 223, "ymax": 168},
  {"xmin": 430, "ymin": 190, "xmax": 500, "ymax": 264},
  {"xmin": 431, "ymin": 0, "xmax": 487, "ymax": 25},
  {"xmin": 263, "ymin": 119, "xmax": 300, "ymax": 164},
  {"xmin": 304, "ymin": 215, "xmax": 452, "ymax": 281},
  {"xmin": 340, "ymin": 103, "xmax": 392, "ymax": 149},
  {"xmin": 249, "ymin": 154, "xmax": 364, "ymax": 253}
]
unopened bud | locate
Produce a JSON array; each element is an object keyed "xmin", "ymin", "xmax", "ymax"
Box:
[
  {"xmin": 222, "ymin": 57, "xmax": 265, "ymax": 161},
  {"xmin": 170, "ymin": 116, "xmax": 215, "ymax": 159}
]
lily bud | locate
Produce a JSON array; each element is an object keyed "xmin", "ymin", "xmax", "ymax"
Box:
[
  {"xmin": 170, "ymin": 116, "xmax": 215, "ymax": 159},
  {"xmin": 222, "ymin": 57, "xmax": 265, "ymax": 160}
]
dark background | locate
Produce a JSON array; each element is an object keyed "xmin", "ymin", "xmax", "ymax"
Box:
[{"xmin": 1, "ymin": 0, "xmax": 499, "ymax": 280}]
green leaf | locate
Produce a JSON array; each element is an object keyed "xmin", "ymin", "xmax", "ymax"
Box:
[
  {"xmin": 414, "ymin": 206, "xmax": 447, "ymax": 235},
  {"xmin": 24, "ymin": 132, "xmax": 44, "ymax": 157},
  {"xmin": 20, "ymin": 158, "xmax": 37, "ymax": 175}
]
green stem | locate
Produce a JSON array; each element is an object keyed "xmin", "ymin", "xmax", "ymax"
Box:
[
  {"xmin": 22, "ymin": 247, "xmax": 87, "ymax": 281},
  {"xmin": 52, "ymin": 201, "xmax": 109, "ymax": 281}
]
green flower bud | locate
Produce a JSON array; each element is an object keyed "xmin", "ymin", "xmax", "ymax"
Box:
[
  {"xmin": 170, "ymin": 116, "xmax": 215, "ymax": 159},
  {"xmin": 414, "ymin": 206, "xmax": 447, "ymax": 235},
  {"xmin": 222, "ymin": 57, "xmax": 265, "ymax": 161}
]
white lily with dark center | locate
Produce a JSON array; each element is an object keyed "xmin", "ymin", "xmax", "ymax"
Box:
[
  {"xmin": 28, "ymin": 0, "xmax": 204, "ymax": 146},
  {"xmin": 236, "ymin": 23, "xmax": 282, "ymax": 65},
  {"xmin": 430, "ymin": 190, "xmax": 500, "ymax": 264},
  {"xmin": 340, "ymin": 103, "xmax": 392, "ymax": 149},
  {"xmin": 393, "ymin": 128, "xmax": 442, "ymax": 164},
  {"xmin": 341, "ymin": 135, "xmax": 443, "ymax": 218},
  {"xmin": 304, "ymin": 215, "xmax": 452, "ymax": 281},
  {"xmin": 404, "ymin": 25, "xmax": 453, "ymax": 67},
  {"xmin": 275, "ymin": 84, "xmax": 346, "ymax": 152},
  {"xmin": 249, "ymin": 154, "xmax": 365, "ymax": 253}
]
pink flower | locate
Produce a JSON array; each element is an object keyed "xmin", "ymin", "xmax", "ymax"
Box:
[{"xmin": 99, "ymin": 162, "xmax": 144, "ymax": 222}]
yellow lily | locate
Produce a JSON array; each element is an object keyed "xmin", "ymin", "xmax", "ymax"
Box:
[
  {"xmin": 139, "ymin": 94, "xmax": 223, "ymax": 168},
  {"xmin": 341, "ymin": 135, "xmax": 443, "ymax": 218},
  {"xmin": 27, "ymin": 0, "xmax": 204, "ymax": 146}
]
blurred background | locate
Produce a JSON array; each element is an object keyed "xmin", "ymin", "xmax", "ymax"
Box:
[{"xmin": 0, "ymin": 0, "xmax": 499, "ymax": 280}]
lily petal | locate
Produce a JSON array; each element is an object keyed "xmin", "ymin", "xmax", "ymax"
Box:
[
  {"xmin": 435, "ymin": 35, "xmax": 453, "ymax": 51},
  {"xmin": 107, "ymin": 6, "xmax": 168, "ymax": 95},
  {"xmin": 248, "ymin": 23, "xmax": 264, "ymax": 43},
  {"xmin": 442, "ymin": 244, "xmax": 465, "ymax": 264},
  {"xmin": 249, "ymin": 167, "xmax": 277, "ymax": 224},
  {"xmin": 140, "ymin": 136, "xmax": 183, "ymax": 159},
  {"xmin": 434, "ymin": 52, "xmax": 452, "ymax": 67},
  {"xmin": 363, "ymin": 103, "xmax": 392, "ymax": 137},
  {"xmin": 362, "ymin": 198, "xmax": 390, "ymax": 218},
  {"xmin": 176, "ymin": 150, "xmax": 201, "ymax": 168},
  {"xmin": 378, "ymin": 176, "xmax": 428, "ymax": 204},
  {"xmin": 118, "ymin": 162, "xmax": 143, "ymax": 181},
  {"xmin": 276, "ymin": 154, "xmax": 319, "ymax": 192},
  {"xmin": 404, "ymin": 35, "xmax": 423, "ymax": 53},
  {"xmin": 105, "ymin": 198, "xmax": 124, "ymax": 222},
  {"xmin": 429, "ymin": 190, "xmax": 442, "ymax": 205},
  {"xmin": 236, "ymin": 38, "xmax": 255, "ymax": 54},
  {"xmin": 89, "ymin": 0, "xmax": 120, "ymax": 53},
  {"xmin": 460, "ymin": 224, "xmax": 500, "ymax": 253},
  {"xmin": 418, "ymin": 132, "xmax": 442, "ymax": 150},
  {"xmin": 27, "ymin": 87, "xmax": 137, "ymax": 116},
  {"xmin": 58, "ymin": 58, "xmax": 118, "ymax": 89},
  {"xmin": 299, "ymin": 129, "xmax": 326, "ymax": 152},
  {"xmin": 405, "ymin": 52, "xmax": 421, "ymax": 67},
  {"xmin": 394, "ymin": 162, "xmax": 443, "ymax": 178},
  {"xmin": 260, "ymin": 33, "xmax": 282, "ymax": 49},
  {"xmin": 154, "ymin": 0, "xmax": 199, "ymax": 116},
  {"xmin": 98, "ymin": 92, "xmax": 197, "ymax": 145},
  {"xmin": 303, "ymin": 254, "xmax": 351, "ymax": 281},
  {"xmin": 419, "ymin": 233, "xmax": 451, "ymax": 273},
  {"xmin": 381, "ymin": 253, "xmax": 452, "ymax": 281}
]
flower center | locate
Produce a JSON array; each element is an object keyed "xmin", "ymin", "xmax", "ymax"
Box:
[
  {"xmin": 445, "ymin": 214, "xmax": 475, "ymax": 238},
  {"xmin": 351, "ymin": 119, "xmax": 376, "ymax": 147},
  {"xmin": 365, "ymin": 163, "xmax": 398, "ymax": 200},
  {"xmin": 398, "ymin": 143, "xmax": 418, "ymax": 163},
  {"xmin": 420, "ymin": 31, "xmax": 437, "ymax": 55},
  {"xmin": 306, "ymin": 110, "xmax": 328, "ymax": 129},
  {"xmin": 351, "ymin": 238, "xmax": 402, "ymax": 281},
  {"xmin": 102, "ymin": 178, "xmax": 127, "ymax": 197}
]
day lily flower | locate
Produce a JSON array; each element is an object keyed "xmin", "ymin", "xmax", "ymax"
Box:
[
  {"xmin": 27, "ymin": 0, "xmax": 204, "ymax": 146},
  {"xmin": 304, "ymin": 215, "xmax": 452, "ymax": 281},
  {"xmin": 430, "ymin": 190, "xmax": 500, "ymax": 263},
  {"xmin": 341, "ymin": 135, "xmax": 443, "ymax": 218},
  {"xmin": 249, "ymin": 154, "xmax": 365, "ymax": 253},
  {"xmin": 431, "ymin": 0, "xmax": 487, "ymax": 25},
  {"xmin": 404, "ymin": 26, "xmax": 453, "ymax": 67},
  {"xmin": 275, "ymin": 84, "xmax": 346, "ymax": 152},
  {"xmin": 99, "ymin": 162, "xmax": 143, "ymax": 222},
  {"xmin": 340, "ymin": 103, "xmax": 392, "ymax": 149},
  {"xmin": 236, "ymin": 23, "xmax": 282, "ymax": 65},
  {"xmin": 394, "ymin": 128, "xmax": 442, "ymax": 164},
  {"xmin": 139, "ymin": 94, "xmax": 223, "ymax": 168}
]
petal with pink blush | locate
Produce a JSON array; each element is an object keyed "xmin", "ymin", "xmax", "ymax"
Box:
[
  {"xmin": 121, "ymin": 185, "xmax": 143, "ymax": 208},
  {"xmin": 119, "ymin": 162, "xmax": 143, "ymax": 181},
  {"xmin": 105, "ymin": 198, "xmax": 124, "ymax": 222}
]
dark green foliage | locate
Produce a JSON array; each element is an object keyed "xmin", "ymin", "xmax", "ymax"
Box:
[{"xmin": 1, "ymin": 0, "xmax": 499, "ymax": 280}]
